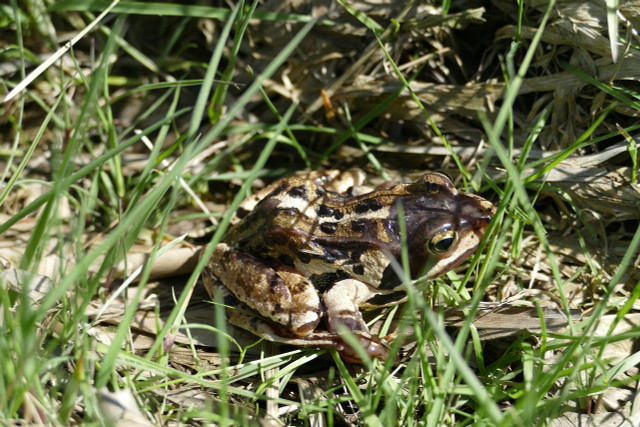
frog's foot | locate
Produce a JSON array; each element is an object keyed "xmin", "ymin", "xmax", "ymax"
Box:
[
  {"xmin": 333, "ymin": 331, "xmax": 389, "ymax": 363},
  {"xmin": 323, "ymin": 278, "xmax": 392, "ymax": 362}
]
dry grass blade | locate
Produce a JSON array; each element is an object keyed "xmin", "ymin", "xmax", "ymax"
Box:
[
  {"xmin": 2, "ymin": 0, "xmax": 640, "ymax": 425},
  {"xmin": 3, "ymin": 0, "xmax": 119, "ymax": 103}
]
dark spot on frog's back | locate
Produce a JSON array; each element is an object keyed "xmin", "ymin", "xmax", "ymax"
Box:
[
  {"xmin": 355, "ymin": 199, "xmax": 382, "ymax": 214},
  {"xmin": 309, "ymin": 270, "xmax": 351, "ymax": 293},
  {"xmin": 353, "ymin": 264, "xmax": 365, "ymax": 275},
  {"xmin": 350, "ymin": 219, "xmax": 366, "ymax": 233},
  {"xmin": 320, "ymin": 222, "xmax": 337, "ymax": 234},
  {"xmin": 287, "ymin": 185, "xmax": 308, "ymax": 200},
  {"xmin": 278, "ymin": 253, "xmax": 295, "ymax": 267},
  {"xmin": 317, "ymin": 204, "xmax": 344, "ymax": 220},
  {"xmin": 297, "ymin": 251, "xmax": 311, "ymax": 264},
  {"xmin": 316, "ymin": 204, "xmax": 332, "ymax": 217}
]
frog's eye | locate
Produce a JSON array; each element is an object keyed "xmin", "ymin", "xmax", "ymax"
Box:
[{"xmin": 427, "ymin": 230, "xmax": 458, "ymax": 255}]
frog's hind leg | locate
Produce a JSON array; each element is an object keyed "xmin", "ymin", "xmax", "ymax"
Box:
[
  {"xmin": 205, "ymin": 277, "xmax": 353, "ymax": 353},
  {"xmin": 203, "ymin": 243, "xmax": 390, "ymax": 362},
  {"xmin": 204, "ymin": 243, "xmax": 322, "ymax": 336}
]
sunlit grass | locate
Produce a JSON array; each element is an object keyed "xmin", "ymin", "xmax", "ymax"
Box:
[{"xmin": 1, "ymin": 0, "xmax": 639, "ymax": 425}]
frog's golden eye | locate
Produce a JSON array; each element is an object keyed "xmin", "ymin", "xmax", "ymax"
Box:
[{"xmin": 427, "ymin": 230, "xmax": 458, "ymax": 255}]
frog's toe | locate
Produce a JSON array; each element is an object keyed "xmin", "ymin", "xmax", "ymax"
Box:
[{"xmin": 338, "ymin": 333, "xmax": 389, "ymax": 363}]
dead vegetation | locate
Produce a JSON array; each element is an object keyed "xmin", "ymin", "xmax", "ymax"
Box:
[{"xmin": 1, "ymin": 0, "xmax": 640, "ymax": 425}]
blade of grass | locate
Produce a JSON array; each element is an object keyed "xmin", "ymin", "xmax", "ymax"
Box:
[
  {"xmin": 336, "ymin": 0, "xmax": 384, "ymax": 35},
  {"xmin": 18, "ymin": 5, "xmax": 126, "ymax": 272},
  {"xmin": 605, "ymin": 0, "xmax": 620, "ymax": 62},
  {"xmin": 0, "ymin": 109, "xmax": 188, "ymax": 236},
  {"xmin": 50, "ymin": 0, "xmax": 336, "ymax": 26},
  {"xmin": 95, "ymin": 2, "xmax": 244, "ymax": 386},
  {"xmin": 208, "ymin": 0, "xmax": 258, "ymax": 123},
  {"xmin": 0, "ymin": 89, "xmax": 64, "ymax": 206},
  {"xmin": 523, "ymin": 102, "xmax": 617, "ymax": 184},
  {"xmin": 372, "ymin": 32, "xmax": 470, "ymax": 184},
  {"xmin": 3, "ymin": 0, "xmax": 119, "ymax": 102},
  {"xmin": 331, "ymin": 353, "xmax": 384, "ymax": 427},
  {"xmin": 144, "ymin": 19, "xmax": 317, "ymax": 360},
  {"xmin": 616, "ymin": 125, "xmax": 637, "ymax": 184}
]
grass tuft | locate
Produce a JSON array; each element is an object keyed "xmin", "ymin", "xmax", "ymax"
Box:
[{"xmin": 1, "ymin": 0, "xmax": 639, "ymax": 424}]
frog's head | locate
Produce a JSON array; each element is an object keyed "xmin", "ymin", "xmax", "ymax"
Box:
[{"xmin": 403, "ymin": 173, "xmax": 496, "ymax": 280}]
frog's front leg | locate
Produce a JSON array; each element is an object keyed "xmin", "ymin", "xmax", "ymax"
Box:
[
  {"xmin": 206, "ymin": 243, "xmax": 322, "ymax": 336},
  {"xmin": 322, "ymin": 279, "xmax": 390, "ymax": 362}
]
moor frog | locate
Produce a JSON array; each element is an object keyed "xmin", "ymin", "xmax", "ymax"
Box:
[{"xmin": 202, "ymin": 170, "xmax": 495, "ymax": 362}]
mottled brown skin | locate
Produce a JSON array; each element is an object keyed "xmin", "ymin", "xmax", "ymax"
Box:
[{"xmin": 202, "ymin": 169, "xmax": 495, "ymax": 362}]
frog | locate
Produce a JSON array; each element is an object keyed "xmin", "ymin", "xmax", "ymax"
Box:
[{"xmin": 201, "ymin": 169, "xmax": 495, "ymax": 362}]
